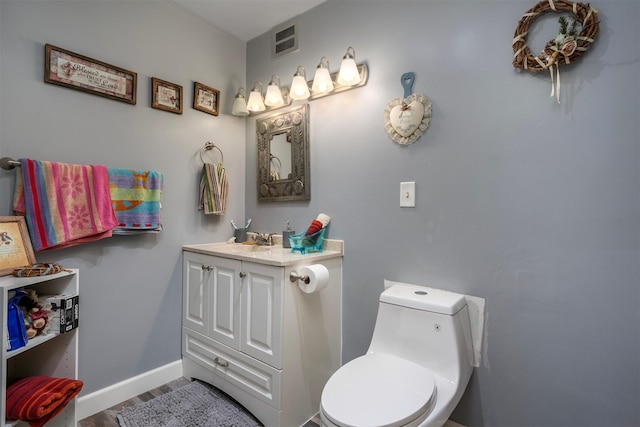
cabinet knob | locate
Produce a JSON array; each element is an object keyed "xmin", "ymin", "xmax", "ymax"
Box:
[
  {"xmin": 239, "ymin": 272, "xmax": 247, "ymax": 278},
  {"xmin": 213, "ymin": 357, "xmax": 229, "ymax": 368},
  {"xmin": 201, "ymin": 265, "xmax": 212, "ymax": 271}
]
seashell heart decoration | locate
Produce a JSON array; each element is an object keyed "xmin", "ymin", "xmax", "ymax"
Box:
[{"xmin": 384, "ymin": 72, "xmax": 432, "ymax": 145}]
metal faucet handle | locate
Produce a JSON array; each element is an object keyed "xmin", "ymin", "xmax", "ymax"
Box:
[{"xmin": 254, "ymin": 232, "xmax": 275, "ymax": 246}]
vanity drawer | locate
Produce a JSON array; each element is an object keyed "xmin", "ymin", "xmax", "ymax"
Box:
[{"xmin": 182, "ymin": 327, "xmax": 282, "ymax": 410}]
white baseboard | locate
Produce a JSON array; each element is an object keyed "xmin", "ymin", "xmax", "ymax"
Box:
[{"xmin": 76, "ymin": 360, "xmax": 183, "ymax": 421}]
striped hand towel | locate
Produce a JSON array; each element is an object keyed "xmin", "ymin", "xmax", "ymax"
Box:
[
  {"xmin": 5, "ymin": 376, "xmax": 83, "ymax": 427},
  {"xmin": 199, "ymin": 162, "xmax": 227, "ymax": 215},
  {"xmin": 13, "ymin": 159, "xmax": 118, "ymax": 251},
  {"xmin": 108, "ymin": 168, "xmax": 163, "ymax": 234}
]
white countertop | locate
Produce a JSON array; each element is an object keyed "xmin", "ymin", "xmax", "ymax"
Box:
[{"xmin": 182, "ymin": 239, "xmax": 343, "ymax": 266}]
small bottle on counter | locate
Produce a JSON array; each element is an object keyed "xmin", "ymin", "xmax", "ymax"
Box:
[{"xmin": 282, "ymin": 220, "xmax": 294, "ymax": 248}]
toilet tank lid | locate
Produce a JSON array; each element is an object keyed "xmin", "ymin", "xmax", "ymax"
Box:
[{"xmin": 380, "ymin": 283, "xmax": 467, "ymax": 314}]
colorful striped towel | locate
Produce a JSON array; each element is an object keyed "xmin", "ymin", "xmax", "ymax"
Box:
[
  {"xmin": 108, "ymin": 168, "xmax": 163, "ymax": 234},
  {"xmin": 5, "ymin": 376, "xmax": 83, "ymax": 427},
  {"xmin": 13, "ymin": 159, "xmax": 118, "ymax": 251},
  {"xmin": 199, "ymin": 162, "xmax": 227, "ymax": 215}
]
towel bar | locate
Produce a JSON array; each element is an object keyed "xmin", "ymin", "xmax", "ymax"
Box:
[{"xmin": 0, "ymin": 157, "xmax": 20, "ymax": 170}]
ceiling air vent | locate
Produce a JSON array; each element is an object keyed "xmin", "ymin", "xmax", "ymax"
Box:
[{"xmin": 272, "ymin": 18, "xmax": 298, "ymax": 60}]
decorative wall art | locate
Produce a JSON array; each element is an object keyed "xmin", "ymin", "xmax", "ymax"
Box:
[
  {"xmin": 0, "ymin": 217, "xmax": 36, "ymax": 276},
  {"xmin": 512, "ymin": 0, "xmax": 599, "ymax": 103},
  {"xmin": 44, "ymin": 44, "xmax": 137, "ymax": 104},
  {"xmin": 193, "ymin": 82, "xmax": 220, "ymax": 116},
  {"xmin": 151, "ymin": 77, "xmax": 183, "ymax": 114},
  {"xmin": 384, "ymin": 72, "xmax": 432, "ymax": 145}
]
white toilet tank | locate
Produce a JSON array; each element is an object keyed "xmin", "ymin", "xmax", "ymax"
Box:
[{"xmin": 367, "ymin": 283, "xmax": 474, "ymax": 383}]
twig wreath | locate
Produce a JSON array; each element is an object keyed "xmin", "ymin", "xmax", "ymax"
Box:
[{"xmin": 512, "ymin": 0, "xmax": 599, "ymax": 102}]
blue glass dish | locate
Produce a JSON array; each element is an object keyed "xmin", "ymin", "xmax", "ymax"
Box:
[{"xmin": 288, "ymin": 228, "xmax": 326, "ymax": 254}]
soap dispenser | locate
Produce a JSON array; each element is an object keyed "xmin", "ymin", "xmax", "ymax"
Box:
[{"xmin": 282, "ymin": 220, "xmax": 294, "ymax": 248}]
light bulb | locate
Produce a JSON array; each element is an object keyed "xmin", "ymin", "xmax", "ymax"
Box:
[
  {"xmin": 312, "ymin": 57, "xmax": 334, "ymax": 93},
  {"xmin": 337, "ymin": 47, "xmax": 361, "ymax": 86},
  {"xmin": 246, "ymin": 82, "xmax": 265, "ymax": 112},
  {"xmin": 265, "ymin": 75, "xmax": 285, "ymax": 107},
  {"xmin": 231, "ymin": 87, "xmax": 249, "ymax": 116},
  {"xmin": 290, "ymin": 66, "xmax": 310, "ymax": 100}
]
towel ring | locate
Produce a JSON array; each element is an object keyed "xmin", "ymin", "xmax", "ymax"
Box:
[
  {"xmin": 200, "ymin": 141, "xmax": 223, "ymax": 164},
  {"xmin": 270, "ymin": 154, "xmax": 282, "ymax": 171}
]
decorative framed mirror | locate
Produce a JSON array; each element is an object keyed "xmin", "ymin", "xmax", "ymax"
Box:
[{"xmin": 257, "ymin": 104, "xmax": 310, "ymax": 202}]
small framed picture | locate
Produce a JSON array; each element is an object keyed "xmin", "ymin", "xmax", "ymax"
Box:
[
  {"xmin": 193, "ymin": 82, "xmax": 220, "ymax": 116},
  {"xmin": 0, "ymin": 216, "xmax": 36, "ymax": 276},
  {"xmin": 151, "ymin": 77, "xmax": 183, "ymax": 114}
]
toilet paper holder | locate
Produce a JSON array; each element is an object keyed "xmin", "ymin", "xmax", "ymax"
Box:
[{"xmin": 289, "ymin": 271, "xmax": 310, "ymax": 284}]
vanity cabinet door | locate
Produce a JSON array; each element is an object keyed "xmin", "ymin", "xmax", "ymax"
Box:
[
  {"xmin": 183, "ymin": 252, "xmax": 211, "ymax": 336},
  {"xmin": 240, "ymin": 263, "xmax": 284, "ymax": 369},
  {"xmin": 210, "ymin": 256, "xmax": 243, "ymax": 350}
]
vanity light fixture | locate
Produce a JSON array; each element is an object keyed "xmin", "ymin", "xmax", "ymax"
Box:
[
  {"xmin": 246, "ymin": 82, "xmax": 266, "ymax": 112},
  {"xmin": 231, "ymin": 87, "xmax": 249, "ymax": 116},
  {"xmin": 230, "ymin": 46, "xmax": 368, "ymax": 116},
  {"xmin": 290, "ymin": 66, "xmax": 311, "ymax": 100},
  {"xmin": 311, "ymin": 57, "xmax": 334, "ymax": 94},
  {"xmin": 337, "ymin": 47, "xmax": 361, "ymax": 86},
  {"xmin": 265, "ymin": 75, "xmax": 285, "ymax": 107}
]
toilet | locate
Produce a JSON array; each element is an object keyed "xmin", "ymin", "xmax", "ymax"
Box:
[{"xmin": 320, "ymin": 283, "xmax": 474, "ymax": 427}]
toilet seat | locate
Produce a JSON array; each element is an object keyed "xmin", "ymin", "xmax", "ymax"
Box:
[{"xmin": 321, "ymin": 353, "xmax": 436, "ymax": 427}]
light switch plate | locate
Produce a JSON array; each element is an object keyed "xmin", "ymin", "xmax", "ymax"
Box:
[{"xmin": 400, "ymin": 181, "xmax": 415, "ymax": 207}]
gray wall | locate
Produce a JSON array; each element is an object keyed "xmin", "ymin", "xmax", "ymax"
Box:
[
  {"xmin": 0, "ymin": 0, "xmax": 247, "ymax": 395},
  {"xmin": 1, "ymin": 0, "xmax": 639, "ymax": 425},
  {"xmin": 245, "ymin": 1, "xmax": 640, "ymax": 426}
]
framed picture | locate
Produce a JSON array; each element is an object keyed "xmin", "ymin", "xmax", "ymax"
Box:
[
  {"xmin": 44, "ymin": 43, "xmax": 137, "ymax": 104},
  {"xmin": 0, "ymin": 217, "xmax": 36, "ymax": 276},
  {"xmin": 151, "ymin": 77, "xmax": 183, "ymax": 114},
  {"xmin": 193, "ymin": 82, "xmax": 220, "ymax": 116}
]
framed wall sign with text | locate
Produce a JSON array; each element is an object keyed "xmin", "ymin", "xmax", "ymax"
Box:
[
  {"xmin": 193, "ymin": 82, "xmax": 220, "ymax": 116},
  {"xmin": 44, "ymin": 44, "xmax": 137, "ymax": 104},
  {"xmin": 151, "ymin": 77, "xmax": 183, "ymax": 114}
]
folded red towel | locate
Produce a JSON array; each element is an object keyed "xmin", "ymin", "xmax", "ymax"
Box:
[{"xmin": 5, "ymin": 376, "xmax": 83, "ymax": 427}]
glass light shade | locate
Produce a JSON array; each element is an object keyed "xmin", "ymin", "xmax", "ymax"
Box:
[
  {"xmin": 312, "ymin": 57, "xmax": 334, "ymax": 93},
  {"xmin": 337, "ymin": 47, "xmax": 361, "ymax": 86},
  {"xmin": 246, "ymin": 83, "xmax": 265, "ymax": 112},
  {"xmin": 290, "ymin": 66, "xmax": 310, "ymax": 100},
  {"xmin": 265, "ymin": 75, "xmax": 285, "ymax": 107},
  {"xmin": 231, "ymin": 87, "xmax": 249, "ymax": 116}
]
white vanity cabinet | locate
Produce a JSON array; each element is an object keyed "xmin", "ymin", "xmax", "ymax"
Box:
[
  {"xmin": 182, "ymin": 243, "xmax": 343, "ymax": 427},
  {"xmin": 1, "ymin": 269, "xmax": 79, "ymax": 427},
  {"xmin": 183, "ymin": 252, "xmax": 283, "ymax": 368}
]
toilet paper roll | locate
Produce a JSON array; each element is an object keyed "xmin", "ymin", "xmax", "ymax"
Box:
[{"xmin": 298, "ymin": 264, "xmax": 329, "ymax": 294}]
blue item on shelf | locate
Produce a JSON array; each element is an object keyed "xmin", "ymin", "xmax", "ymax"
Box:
[
  {"xmin": 289, "ymin": 228, "xmax": 326, "ymax": 254},
  {"xmin": 7, "ymin": 289, "xmax": 28, "ymax": 351}
]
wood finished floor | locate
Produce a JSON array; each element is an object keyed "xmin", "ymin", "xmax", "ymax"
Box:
[{"xmin": 78, "ymin": 377, "xmax": 321, "ymax": 427}]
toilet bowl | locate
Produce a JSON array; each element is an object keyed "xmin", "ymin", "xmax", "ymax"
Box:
[{"xmin": 320, "ymin": 283, "xmax": 474, "ymax": 427}]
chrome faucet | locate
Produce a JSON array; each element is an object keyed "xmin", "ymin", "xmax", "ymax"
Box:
[{"xmin": 254, "ymin": 232, "xmax": 276, "ymax": 246}]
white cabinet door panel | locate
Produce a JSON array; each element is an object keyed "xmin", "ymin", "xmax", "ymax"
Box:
[
  {"xmin": 211, "ymin": 257, "xmax": 242, "ymax": 350},
  {"xmin": 241, "ymin": 263, "xmax": 283, "ymax": 369}
]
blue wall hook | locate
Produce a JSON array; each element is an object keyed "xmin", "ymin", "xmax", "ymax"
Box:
[{"xmin": 401, "ymin": 72, "xmax": 415, "ymax": 98}]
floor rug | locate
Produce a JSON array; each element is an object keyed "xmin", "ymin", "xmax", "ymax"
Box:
[{"xmin": 116, "ymin": 380, "xmax": 262, "ymax": 427}]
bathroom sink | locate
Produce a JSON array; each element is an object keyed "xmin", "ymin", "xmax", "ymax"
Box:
[{"xmin": 224, "ymin": 244, "xmax": 272, "ymax": 253}]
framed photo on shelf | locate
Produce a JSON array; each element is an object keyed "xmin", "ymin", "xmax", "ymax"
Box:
[
  {"xmin": 193, "ymin": 82, "xmax": 220, "ymax": 116},
  {"xmin": 44, "ymin": 43, "xmax": 137, "ymax": 104},
  {"xmin": 151, "ymin": 77, "xmax": 183, "ymax": 114},
  {"xmin": 0, "ymin": 217, "xmax": 36, "ymax": 276}
]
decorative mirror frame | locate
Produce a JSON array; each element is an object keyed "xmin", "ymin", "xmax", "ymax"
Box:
[{"xmin": 257, "ymin": 104, "xmax": 310, "ymax": 202}]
